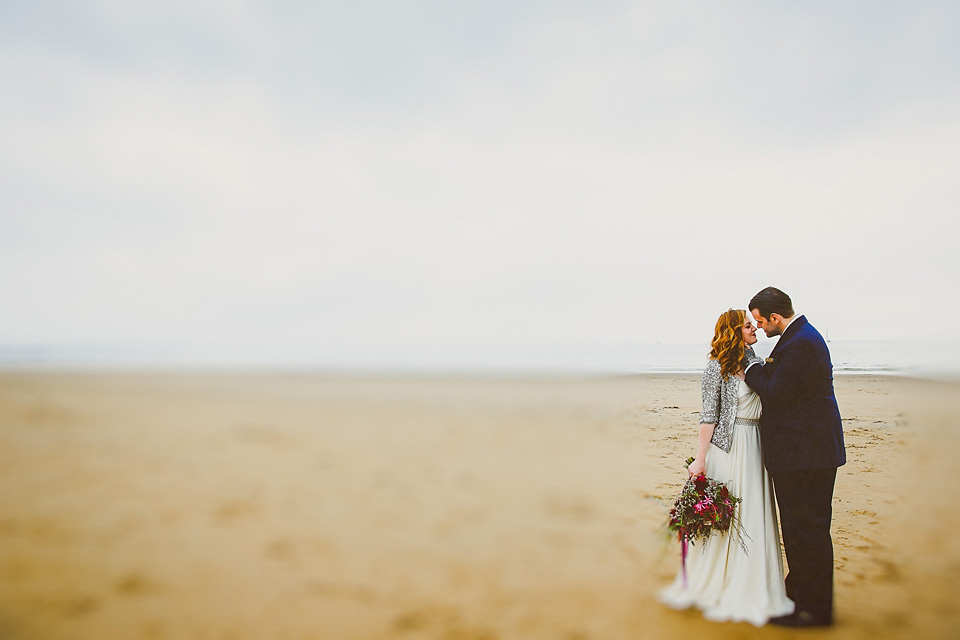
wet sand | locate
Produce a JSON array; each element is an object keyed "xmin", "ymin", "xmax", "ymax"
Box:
[{"xmin": 0, "ymin": 372, "xmax": 957, "ymax": 639}]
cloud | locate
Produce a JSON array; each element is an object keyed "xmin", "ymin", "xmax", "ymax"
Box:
[{"xmin": 1, "ymin": 1, "xmax": 958, "ymax": 367}]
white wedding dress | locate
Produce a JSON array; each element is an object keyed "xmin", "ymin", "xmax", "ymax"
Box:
[{"xmin": 658, "ymin": 378, "xmax": 795, "ymax": 626}]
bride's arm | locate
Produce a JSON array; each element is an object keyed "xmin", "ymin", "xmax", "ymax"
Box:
[
  {"xmin": 688, "ymin": 423, "xmax": 715, "ymax": 477},
  {"xmin": 692, "ymin": 360, "xmax": 721, "ymax": 476}
]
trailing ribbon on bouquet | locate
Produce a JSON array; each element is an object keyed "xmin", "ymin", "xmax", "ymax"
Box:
[{"xmin": 681, "ymin": 538, "xmax": 689, "ymax": 588}]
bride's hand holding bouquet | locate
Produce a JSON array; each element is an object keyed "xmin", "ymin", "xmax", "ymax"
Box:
[{"xmin": 687, "ymin": 456, "xmax": 706, "ymax": 478}]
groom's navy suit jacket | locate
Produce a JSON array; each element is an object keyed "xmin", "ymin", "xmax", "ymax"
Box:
[{"xmin": 745, "ymin": 315, "xmax": 846, "ymax": 473}]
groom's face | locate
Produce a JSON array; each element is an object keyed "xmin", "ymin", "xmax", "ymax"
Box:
[{"xmin": 751, "ymin": 309, "xmax": 781, "ymax": 337}]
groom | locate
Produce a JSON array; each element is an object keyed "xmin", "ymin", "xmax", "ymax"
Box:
[{"xmin": 744, "ymin": 287, "xmax": 846, "ymax": 627}]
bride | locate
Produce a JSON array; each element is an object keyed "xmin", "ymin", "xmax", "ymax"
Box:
[{"xmin": 658, "ymin": 309, "xmax": 795, "ymax": 626}]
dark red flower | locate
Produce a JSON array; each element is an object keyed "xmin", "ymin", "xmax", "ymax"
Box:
[{"xmin": 694, "ymin": 474, "xmax": 708, "ymax": 490}]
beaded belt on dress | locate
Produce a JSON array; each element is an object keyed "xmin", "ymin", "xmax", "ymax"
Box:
[{"xmin": 734, "ymin": 417, "xmax": 761, "ymax": 427}]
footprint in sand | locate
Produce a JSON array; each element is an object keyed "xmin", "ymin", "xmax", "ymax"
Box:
[
  {"xmin": 213, "ymin": 499, "xmax": 261, "ymax": 523},
  {"xmin": 544, "ymin": 495, "xmax": 596, "ymax": 522},
  {"xmin": 392, "ymin": 606, "xmax": 499, "ymax": 639},
  {"xmin": 264, "ymin": 540, "xmax": 297, "ymax": 563},
  {"xmin": 37, "ymin": 594, "xmax": 100, "ymax": 618},
  {"xmin": 115, "ymin": 572, "xmax": 161, "ymax": 595}
]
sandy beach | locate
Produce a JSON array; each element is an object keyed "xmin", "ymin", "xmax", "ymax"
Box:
[{"xmin": 1, "ymin": 372, "xmax": 958, "ymax": 639}]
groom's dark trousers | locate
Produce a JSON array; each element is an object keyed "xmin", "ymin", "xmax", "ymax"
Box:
[
  {"xmin": 770, "ymin": 467, "xmax": 837, "ymax": 621},
  {"xmin": 745, "ymin": 316, "xmax": 845, "ymax": 625}
]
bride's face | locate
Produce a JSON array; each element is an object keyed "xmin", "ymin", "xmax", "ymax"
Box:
[{"xmin": 741, "ymin": 318, "xmax": 758, "ymax": 345}]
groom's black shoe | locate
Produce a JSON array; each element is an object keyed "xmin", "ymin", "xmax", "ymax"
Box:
[{"xmin": 770, "ymin": 610, "xmax": 832, "ymax": 628}]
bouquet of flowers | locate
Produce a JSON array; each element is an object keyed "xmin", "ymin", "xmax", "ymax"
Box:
[{"xmin": 667, "ymin": 457, "xmax": 747, "ymax": 585}]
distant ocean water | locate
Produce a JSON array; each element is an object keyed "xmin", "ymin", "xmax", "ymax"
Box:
[
  {"xmin": 471, "ymin": 339, "xmax": 960, "ymax": 377},
  {"xmin": 613, "ymin": 340, "xmax": 957, "ymax": 377},
  {"xmin": 0, "ymin": 339, "xmax": 957, "ymax": 378}
]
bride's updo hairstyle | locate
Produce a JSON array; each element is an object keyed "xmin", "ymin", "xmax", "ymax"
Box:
[{"xmin": 709, "ymin": 309, "xmax": 747, "ymax": 379}]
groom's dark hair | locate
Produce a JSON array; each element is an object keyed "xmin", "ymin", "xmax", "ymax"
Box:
[{"xmin": 749, "ymin": 287, "xmax": 794, "ymax": 319}]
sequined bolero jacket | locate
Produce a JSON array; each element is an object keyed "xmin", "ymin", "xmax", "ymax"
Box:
[{"xmin": 699, "ymin": 347, "xmax": 763, "ymax": 453}]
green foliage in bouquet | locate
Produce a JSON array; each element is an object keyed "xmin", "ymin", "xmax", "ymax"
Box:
[{"xmin": 668, "ymin": 458, "xmax": 749, "ymax": 553}]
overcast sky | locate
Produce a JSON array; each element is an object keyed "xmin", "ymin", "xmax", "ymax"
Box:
[{"xmin": 2, "ymin": 1, "xmax": 958, "ymax": 369}]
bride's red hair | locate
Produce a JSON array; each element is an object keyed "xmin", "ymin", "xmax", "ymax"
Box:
[{"xmin": 710, "ymin": 309, "xmax": 747, "ymax": 378}]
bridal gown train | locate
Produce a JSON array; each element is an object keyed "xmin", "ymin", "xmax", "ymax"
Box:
[{"xmin": 658, "ymin": 378, "xmax": 795, "ymax": 626}]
